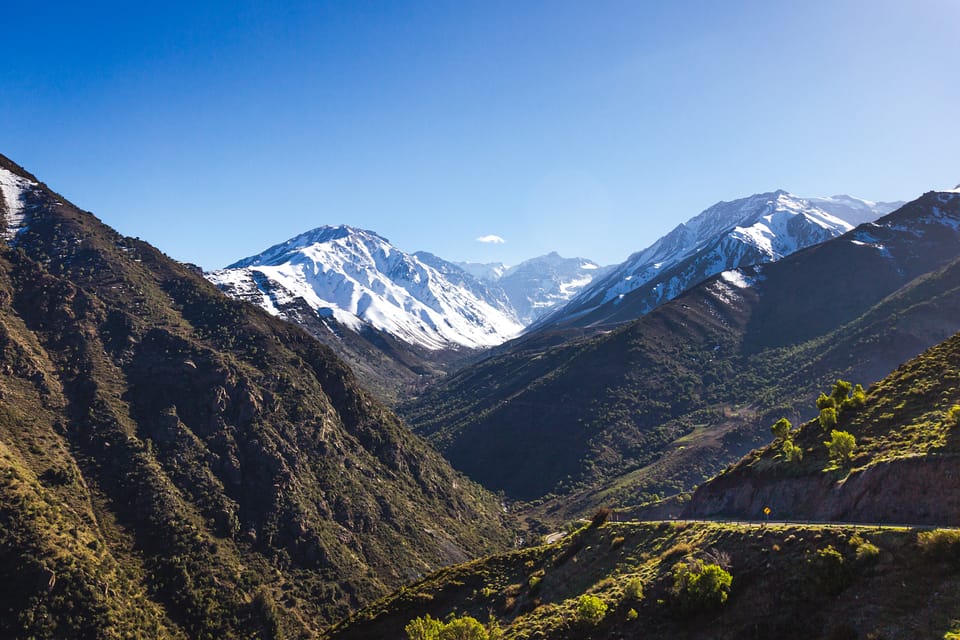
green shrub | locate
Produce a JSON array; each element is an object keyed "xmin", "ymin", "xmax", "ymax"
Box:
[
  {"xmin": 439, "ymin": 616, "xmax": 488, "ymax": 640},
  {"xmin": 406, "ymin": 614, "xmax": 443, "ymax": 640},
  {"xmin": 623, "ymin": 576, "xmax": 644, "ymax": 601},
  {"xmin": 817, "ymin": 393, "xmax": 836, "ymax": 410},
  {"xmin": 831, "ymin": 380, "xmax": 853, "ymax": 407},
  {"xmin": 824, "ymin": 430, "xmax": 856, "ymax": 464},
  {"xmin": 917, "ymin": 529, "xmax": 960, "ymax": 568},
  {"xmin": 626, "ymin": 608, "xmax": 638, "ymax": 621},
  {"xmin": 819, "ymin": 407, "xmax": 838, "ymax": 430},
  {"xmin": 405, "ymin": 614, "xmax": 493, "ymax": 640},
  {"xmin": 811, "ymin": 545, "xmax": 849, "ymax": 595},
  {"xmin": 947, "ymin": 404, "xmax": 960, "ymax": 426},
  {"xmin": 576, "ymin": 594, "xmax": 608, "ymax": 625},
  {"xmin": 670, "ymin": 561, "xmax": 733, "ymax": 612},
  {"xmin": 771, "ymin": 417, "xmax": 792, "ymax": 442},
  {"xmin": 781, "ymin": 440, "xmax": 803, "ymax": 462}
]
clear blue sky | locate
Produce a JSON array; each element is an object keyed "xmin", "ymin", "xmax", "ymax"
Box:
[{"xmin": 2, "ymin": 1, "xmax": 958, "ymax": 269}]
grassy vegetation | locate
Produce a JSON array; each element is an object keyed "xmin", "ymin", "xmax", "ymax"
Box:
[{"xmin": 327, "ymin": 519, "xmax": 960, "ymax": 639}]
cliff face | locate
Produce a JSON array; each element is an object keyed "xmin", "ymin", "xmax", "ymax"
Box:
[{"xmin": 686, "ymin": 454, "xmax": 960, "ymax": 525}]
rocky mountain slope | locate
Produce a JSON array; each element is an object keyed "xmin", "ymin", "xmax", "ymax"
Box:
[
  {"xmin": 402, "ymin": 191, "xmax": 960, "ymax": 514},
  {"xmin": 0, "ymin": 154, "xmax": 513, "ymax": 639},
  {"xmin": 536, "ymin": 191, "xmax": 900, "ymax": 330},
  {"xmin": 685, "ymin": 326, "xmax": 960, "ymax": 525}
]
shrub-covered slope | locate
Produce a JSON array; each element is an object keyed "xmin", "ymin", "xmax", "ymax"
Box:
[
  {"xmin": 403, "ymin": 192, "xmax": 960, "ymax": 510},
  {"xmin": 327, "ymin": 518, "xmax": 960, "ymax": 640},
  {"xmin": 0, "ymin": 153, "xmax": 512, "ymax": 638},
  {"xmin": 686, "ymin": 327, "xmax": 960, "ymax": 525}
]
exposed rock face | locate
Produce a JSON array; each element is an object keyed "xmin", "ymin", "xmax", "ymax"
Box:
[{"xmin": 686, "ymin": 454, "xmax": 960, "ymax": 525}]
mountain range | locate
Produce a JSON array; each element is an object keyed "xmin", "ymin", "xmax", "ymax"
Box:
[
  {"xmin": 207, "ymin": 227, "xmax": 607, "ymax": 400},
  {"xmin": 402, "ymin": 190, "xmax": 960, "ymax": 517},
  {"xmin": 535, "ymin": 191, "xmax": 901, "ymax": 329},
  {"xmin": 208, "ymin": 191, "xmax": 898, "ymax": 404}
]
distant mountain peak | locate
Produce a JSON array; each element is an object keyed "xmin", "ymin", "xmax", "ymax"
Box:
[
  {"xmin": 211, "ymin": 229, "xmax": 523, "ymax": 351},
  {"xmin": 535, "ymin": 190, "xmax": 903, "ymax": 330}
]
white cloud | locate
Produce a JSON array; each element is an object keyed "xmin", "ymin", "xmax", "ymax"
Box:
[{"xmin": 476, "ymin": 234, "xmax": 506, "ymax": 244}]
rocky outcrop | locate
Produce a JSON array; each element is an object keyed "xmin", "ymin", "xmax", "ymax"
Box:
[{"xmin": 685, "ymin": 453, "xmax": 960, "ymax": 525}]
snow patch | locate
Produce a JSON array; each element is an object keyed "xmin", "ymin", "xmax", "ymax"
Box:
[
  {"xmin": 719, "ymin": 270, "xmax": 754, "ymax": 289},
  {"xmin": 0, "ymin": 167, "xmax": 36, "ymax": 243}
]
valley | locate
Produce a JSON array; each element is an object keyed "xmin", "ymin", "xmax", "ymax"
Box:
[{"xmin": 2, "ymin": 151, "xmax": 959, "ymax": 639}]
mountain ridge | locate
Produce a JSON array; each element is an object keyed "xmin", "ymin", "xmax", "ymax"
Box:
[
  {"xmin": 0, "ymin": 153, "xmax": 514, "ymax": 638},
  {"xmin": 535, "ymin": 191, "xmax": 902, "ymax": 330}
]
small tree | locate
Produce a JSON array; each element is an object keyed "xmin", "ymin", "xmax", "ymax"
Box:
[
  {"xmin": 816, "ymin": 393, "xmax": 836, "ymax": 410},
  {"xmin": 670, "ymin": 561, "xmax": 733, "ymax": 612},
  {"xmin": 845, "ymin": 384, "xmax": 867, "ymax": 410},
  {"xmin": 439, "ymin": 616, "xmax": 487, "ymax": 640},
  {"xmin": 825, "ymin": 430, "xmax": 856, "ymax": 464},
  {"xmin": 624, "ymin": 576, "xmax": 644, "ymax": 601},
  {"xmin": 406, "ymin": 614, "xmax": 443, "ymax": 640},
  {"xmin": 819, "ymin": 406, "xmax": 838, "ymax": 431},
  {"xmin": 576, "ymin": 594, "xmax": 608, "ymax": 625},
  {"xmin": 771, "ymin": 417, "xmax": 792, "ymax": 442},
  {"xmin": 831, "ymin": 380, "xmax": 853, "ymax": 407},
  {"xmin": 781, "ymin": 440, "xmax": 803, "ymax": 462}
]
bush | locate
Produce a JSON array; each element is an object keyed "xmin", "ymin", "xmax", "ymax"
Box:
[
  {"xmin": 811, "ymin": 545, "xmax": 849, "ymax": 594},
  {"xmin": 781, "ymin": 440, "xmax": 803, "ymax": 462},
  {"xmin": 439, "ymin": 616, "xmax": 488, "ymax": 640},
  {"xmin": 831, "ymin": 380, "xmax": 853, "ymax": 407},
  {"xmin": 819, "ymin": 407, "xmax": 838, "ymax": 430},
  {"xmin": 406, "ymin": 614, "xmax": 443, "ymax": 640},
  {"xmin": 824, "ymin": 430, "xmax": 856, "ymax": 464},
  {"xmin": 948, "ymin": 404, "xmax": 960, "ymax": 426},
  {"xmin": 771, "ymin": 417, "xmax": 792, "ymax": 441},
  {"xmin": 405, "ymin": 614, "xmax": 494, "ymax": 640},
  {"xmin": 917, "ymin": 529, "xmax": 960, "ymax": 568},
  {"xmin": 623, "ymin": 576, "xmax": 644, "ymax": 601},
  {"xmin": 670, "ymin": 561, "xmax": 733, "ymax": 612},
  {"xmin": 576, "ymin": 594, "xmax": 608, "ymax": 625},
  {"xmin": 817, "ymin": 393, "xmax": 836, "ymax": 410}
]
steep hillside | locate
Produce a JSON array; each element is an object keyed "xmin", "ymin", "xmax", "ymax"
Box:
[
  {"xmin": 686, "ymin": 327, "xmax": 960, "ymax": 524},
  {"xmin": 403, "ymin": 192, "xmax": 960, "ymax": 512},
  {"xmin": 0, "ymin": 154, "xmax": 513, "ymax": 639},
  {"xmin": 537, "ymin": 191, "xmax": 899, "ymax": 330},
  {"xmin": 326, "ymin": 518, "xmax": 960, "ymax": 639}
]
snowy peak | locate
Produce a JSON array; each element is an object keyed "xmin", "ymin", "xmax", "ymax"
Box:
[
  {"xmin": 497, "ymin": 253, "xmax": 610, "ymax": 324},
  {"xmin": 538, "ymin": 191, "xmax": 901, "ymax": 329},
  {"xmin": 227, "ymin": 225, "xmax": 390, "ymax": 269},
  {"xmin": 209, "ymin": 227, "xmax": 523, "ymax": 351}
]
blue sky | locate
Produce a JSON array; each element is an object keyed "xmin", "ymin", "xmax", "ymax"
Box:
[{"xmin": 2, "ymin": 1, "xmax": 958, "ymax": 269}]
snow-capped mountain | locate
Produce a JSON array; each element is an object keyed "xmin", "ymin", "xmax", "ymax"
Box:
[
  {"xmin": 496, "ymin": 253, "xmax": 609, "ymax": 324},
  {"xmin": 536, "ymin": 190, "xmax": 902, "ymax": 329},
  {"xmin": 207, "ymin": 226, "xmax": 524, "ymax": 351}
]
